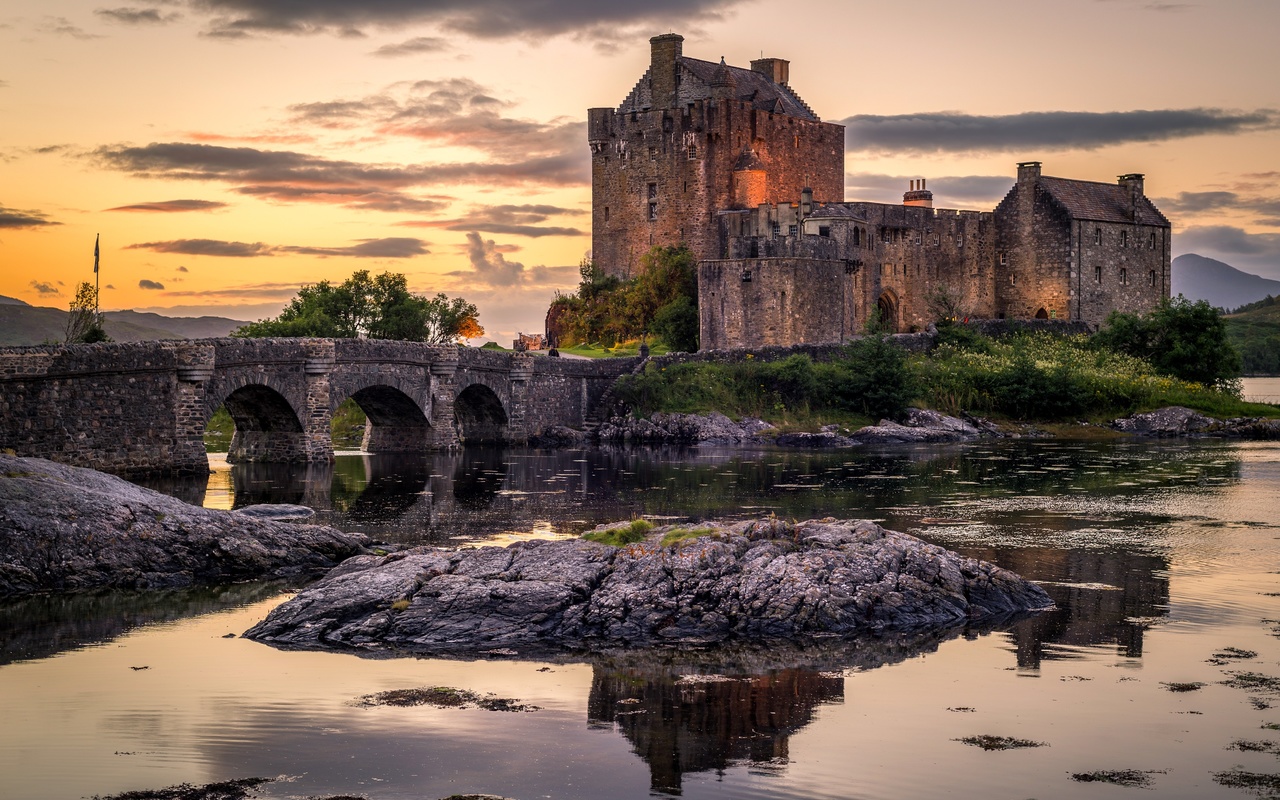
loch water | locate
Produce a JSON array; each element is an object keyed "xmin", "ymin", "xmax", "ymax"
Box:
[{"xmin": 3, "ymin": 437, "xmax": 1280, "ymax": 799}]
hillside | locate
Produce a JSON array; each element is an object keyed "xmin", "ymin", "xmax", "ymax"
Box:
[
  {"xmin": 1173, "ymin": 254, "xmax": 1280, "ymax": 310},
  {"xmin": 0, "ymin": 304, "xmax": 245, "ymax": 346},
  {"xmin": 1225, "ymin": 296, "xmax": 1280, "ymax": 375}
]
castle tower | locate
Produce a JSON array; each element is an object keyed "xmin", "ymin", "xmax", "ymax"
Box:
[{"xmin": 589, "ymin": 33, "xmax": 845, "ymax": 278}]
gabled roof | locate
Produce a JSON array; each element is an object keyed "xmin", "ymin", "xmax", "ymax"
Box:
[
  {"xmin": 806, "ymin": 204, "xmax": 869, "ymax": 221},
  {"xmin": 1038, "ymin": 176, "xmax": 1169, "ymax": 227},
  {"xmin": 618, "ymin": 57, "xmax": 821, "ymax": 121}
]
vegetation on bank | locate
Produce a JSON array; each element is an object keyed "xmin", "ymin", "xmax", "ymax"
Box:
[
  {"xmin": 547, "ymin": 245, "xmax": 699, "ymax": 353},
  {"xmin": 1225, "ymin": 294, "xmax": 1280, "ymax": 375},
  {"xmin": 611, "ymin": 299, "xmax": 1279, "ymax": 426}
]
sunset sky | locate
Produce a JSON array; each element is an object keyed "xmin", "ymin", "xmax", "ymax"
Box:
[{"xmin": 2, "ymin": 0, "xmax": 1278, "ymax": 342}]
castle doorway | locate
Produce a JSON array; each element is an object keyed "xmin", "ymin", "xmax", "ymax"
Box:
[
  {"xmin": 1035, "ymin": 307, "xmax": 1049, "ymax": 320},
  {"xmin": 876, "ymin": 292, "xmax": 899, "ymax": 333}
]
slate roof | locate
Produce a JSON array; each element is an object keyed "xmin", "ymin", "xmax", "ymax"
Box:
[
  {"xmin": 1038, "ymin": 176, "xmax": 1169, "ymax": 227},
  {"xmin": 806, "ymin": 204, "xmax": 869, "ymax": 221},
  {"xmin": 618, "ymin": 57, "xmax": 821, "ymax": 121}
]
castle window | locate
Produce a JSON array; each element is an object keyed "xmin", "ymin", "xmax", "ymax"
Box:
[
  {"xmin": 1010, "ymin": 273, "xmax": 1016, "ymax": 286},
  {"xmin": 958, "ymin": 234, "xmax": 964, "ymax": 247},
  {"xmin": 771, "ymin": 222, "xmax": 780, "ymax": 238},
  {"xmin": 788, "ymin": 224, "xmax": 798, "ymax": 236},
  {"xmin": 1094, "ymin": 228, "xmax": 1101, "ymax": 246},
  {"xmin": 883, "ymin": 229, "xmax": 891, "ymax": 244},
  {"xmin": 1149, "ymin": 270, "xmax": 1156, "ymax": 286},
  {"xmin": 1120, "ymin": 267, "xmax": 1128, "ymax": 285},
  {"xmin": 1095, "ymin": 265, "xmax": 1102, "ymax": 283},
  {"xmin": 852, "ymin": 228, "xmax": 861, "ymax": 246},
  {"xmin": 604, "ymin": 206, "xmax": 610, "ymax": 222},
  {"xmin": 915, "ymin": 234, "xmax": 922, "ymax": 245},
  {"xmin": 687, "ymin": 145, "xmax": 697, "ymax": 159},
  {"xmin": 999, "ymin": 251, "xmax": 1007, "ymax": 265},
  {"xmin": 648, "ymin": 183, "xmax": 657, "ymax": 200},
  {"xmin": 648, "ymin": 146, "xmax": 657, "ymax": 160},
  {"xmin": 818, "ymin": 226, "xmax": 830, "ymax": 237},
  {"xmin": 648, "ymin": 202, "xmax": 658, "ymax": 221},
  {"xmin": 1149, "ymin": 232, "xmax": 1156, "ymax": 249},
  {"xmin": 1120, "ymin": 230, "xmax": 1128, "ymax": 248}
]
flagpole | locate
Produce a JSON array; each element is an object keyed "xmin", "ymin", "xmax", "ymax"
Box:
[{"xmin": 93, "ymin": 233, "xmax": 100, "ymax": 324}]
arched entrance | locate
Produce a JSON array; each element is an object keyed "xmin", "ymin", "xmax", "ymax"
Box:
[
  {"xmin": 345, "ymin": 385, "xmax": 430, "ymax": 453},
  {"xmin": 1035, "ymin": 307, "xmax": 1049, "ymax": 320},
  {"xmin": 876, "ymin": 291, "xmax": 899, "ymax": 333},
  {"xmin": 211, "ymin": 384, "xmax": 306, "ymax": 463},
  {"xmin": 455, "ymin": 384, "xmax": 509, "ymax": 444}
]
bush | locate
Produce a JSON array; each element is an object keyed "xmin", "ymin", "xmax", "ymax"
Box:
[{"xmin": 1093, "ymin": 296, "xmax": 1241, "ymax": 391}]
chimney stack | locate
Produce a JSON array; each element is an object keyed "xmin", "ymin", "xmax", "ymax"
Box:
[
  {"xmin": 750, "ymin": 57, "xmax": 790, "ymax": 85},
  {"xmin": 1017, "ymin": 161, "xmax": 1042, "ymax": 186},
  {"xmin": 904, "ymin": 178, "xmax": 933, "ymax": 208},
  {"xmin": 650, "ymin": 33, "xmax": 684, "ymax": 109}
]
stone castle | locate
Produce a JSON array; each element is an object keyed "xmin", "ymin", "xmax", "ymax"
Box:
[{"xmin": 588, "ymin": 34, "xmax": 1171, "ymax": 348}]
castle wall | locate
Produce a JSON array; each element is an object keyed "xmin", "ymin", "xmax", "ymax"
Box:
[
  {"xmin": 1071, "ymin": 220, "xmax": 1171, "ymax": 327},
  {"xmin": 699, "ymin": 258, "xmax": 860, "ymax": 349}
]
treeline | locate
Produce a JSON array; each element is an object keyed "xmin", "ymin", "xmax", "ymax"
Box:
[
  {"xmin": 1225, "ymin": 295, "xmax": 1280, "ymax": 375},
  {"xmin": 613, "ymin": 298, "xmax": 1275, "ymax": 425},
  {"xmin": 547, "ymin": 245, "xmax": 699, "ymax": 352}
]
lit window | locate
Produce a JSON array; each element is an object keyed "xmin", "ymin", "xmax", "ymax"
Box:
[
  {"xmin": 999, "ymin": 252, "xmax": 1007, "ymax": 265},
  {"xmin": 1010, "ymin": 273, "xmax": 1016, "ymax": 286}
]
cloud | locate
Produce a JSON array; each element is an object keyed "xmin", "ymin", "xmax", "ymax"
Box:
[
  {"xmin": 29, "ymin": 281, "xmax": 60, "ymax": 295},
  {"xmin": 126, "ymin": 236, "xmax": 429, "ymax": 258},
  {"xmin": 233, "ymin": 185, "xmax": 450, "ymax": 213},
  {"xmin": 180, "ymin": 0, "xmax": 740, "ymax": 41},
  {"xmin": 147, "ymin": 282, "xmax": 302, "ymax": 300},
  {"xmin": 1175, "ymin": 225, "xmax": 1280, "ymax": 280},
  {"xmin": 106, "ymin": 198, "xmax": 229, "ymax": 212},
  {"xmin": 371, "ymin": 36, "xmax": 449, "ymax": 57},
  {"xmin": 278, "ymin": 237, "xmax": 430, "ymax": 258},
  {"xmin": 402, "ymin": 203, "xmax": 587, "ymax": 237},
  {"xmin": 845, "ymin": 172, "xmax": 1013, "ymax": 207},
  {"xmin": 0, "ymin": 204, "xmax": 61, "ymax": 229},
  {"xmin": 840, "ymin": 108, "xmax": 1280, "ymax": 155},
  {"xmin": 95, "ymin": 7, "xmax": 182, "ymax": 25},
  {"xmin": 459, "ymin": 231, "xmax": 577, "ymax": 287},
  {"xmin": 177, "ymin": 265, "xmax": 189, "ymax": 272},
  {"xmin": 127, "ymin": 239, "xmax": 274, "ymax": 257},
  {"xmin": 38, "ymin": 16, "xmax": 103, "ymax": 39},
  {"xmin": 138, "ymin": 279, "xmax": 166, "ymax": 289},
  {"xmin": 1152, "ymin": 190, "xmax": 1280, "ymax": 225}
]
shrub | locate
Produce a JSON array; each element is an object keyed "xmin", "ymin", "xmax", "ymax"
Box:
[{"xmin": 583, "ymin": 519, "xmax": 654, "ymax": 547}]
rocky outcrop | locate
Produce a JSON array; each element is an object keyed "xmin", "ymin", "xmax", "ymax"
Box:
[
  {"xmin": 1113, "ymin": 406, "xmax": 1280, "ymax": 438},
  {"xmin": 0, "ymin": 455, "xmax": 369, "ymax": 597},
  {"xmin": 774, "ymin": 409, "xmax": 984, "ymax": 448},
  {"xmin": 595, "ymin": 412, "xmax": 775, "ymax": 444},
  {"xmin": 245, "ymin": 517, "xmax": 1053, "ymax": 656}
]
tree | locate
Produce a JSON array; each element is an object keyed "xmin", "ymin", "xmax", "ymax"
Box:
[
  {"xmin": 1093, "ymin": 296, "xmax": 1241, "ymax": 391},
  {"xmin": 65, "ymin": 282, "xmax": 109, "ymax": 343},
  {"xmin": 234, "ymin": 270, "xmax": 482, "ymax": 343}
]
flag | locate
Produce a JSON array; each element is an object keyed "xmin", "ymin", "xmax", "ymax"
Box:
[{"xmin": 94, "ymin": 234, "xmax": 100, "ymax": 274}]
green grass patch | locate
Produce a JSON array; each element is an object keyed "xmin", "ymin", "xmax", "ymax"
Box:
[
  {"xmin": 660, "ymin": 527, "xmax": 716, "ymax": 548},
  {"xmin": 559, "ymin": 340, "xmax": 671, "ymax": 359},
  {"xmin": 582, "ymin": 519, "xmax": 654, "ymax": 547}
]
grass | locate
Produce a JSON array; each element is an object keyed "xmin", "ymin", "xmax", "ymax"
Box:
[
  {"xmin": 582, "ymin": 519, "xmax": 654, "ymax": 547},
  {"xmin": 660, "ymin": 527, "xmax": 716, "ymax": 548},
  {"xmin": 559, "ymin": 339, "xmax": 672, "ymax": 359}
]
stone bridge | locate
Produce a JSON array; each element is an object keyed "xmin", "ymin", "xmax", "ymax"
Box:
[{"xmin": 0, "ymin": 338, "xmax": 637, "ymax": 476}]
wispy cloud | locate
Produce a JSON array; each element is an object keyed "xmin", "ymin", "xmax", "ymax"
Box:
[
  {"xmin": 456, "ymin": 231, "xmax": 577, "ymax": 287},
  {"xmin": 371, "ymin": 36, "xmax": 449, "ymax": 57},
  {"xmin": 37, "ymin": 16, "xmax": 102, "ymax": 39},
  {"xmin": 0, "ymin": 204, "xmax": 61, "ymax": 229},
  {"xmin": 1153, "ymin": 190, "xmax": 1280, "ymax": 226},
  {"xmin": 401, "ymin": 203, "xmax": 586, "ymax": 237},
  {"xmin": 181, "ymin": 0, "xmax": 741, "ymax": 43},
  {"xmin": 840, "ymin": 109, "xmax": 1279, "ymax": 155},
  {"xmin": 138, "ymin": 278, "xmax": 166, "ymax": 289},
  {"xmin": 94, "ymin": 7, "xmax": 182, "ymax": 25},
  {"xmin": 125, "ymin": 236, "xmax": 430, "ymax": 258},
  {"xmin": 29, "ymin": 280, "xmax": 60, "ymax": 295},
  {"xmin": 106, "ymin": 198, "xmax": 228, "ymax": 212}
]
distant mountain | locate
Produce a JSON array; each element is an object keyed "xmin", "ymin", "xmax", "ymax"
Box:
[
  {"xmin": 1172, "ymin": 254, "xmax": 1280, "ymax": 311},
  {"xmin": 0, "ymin": 304, "xmax": 246, "ymax": 346},
  {"xmin": 0, "ymin": 295, "xmax": 31, "ymax": 306}
]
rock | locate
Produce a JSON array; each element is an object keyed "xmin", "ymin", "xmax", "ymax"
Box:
[
  {"xmin": 849, "ymin": 409, "xmax": 982, "ymax": 444},
  {"xmin": 245, "ymin": 517, "xmax": 1053, "ymax": 656},
  {"xmin": 0, "ymin": 455, "xmax": 369, "ymax": 597},
  {"xmin": 234, "ymin": 504, "xmax": 315, "ymax": 520},
  {"xmin": 528, "ymin": 425, "xmax": 587, "ymax": 447},
  {"xmin": 774, "ymin": 431, "xmax": 853, "ymax": 447},
  {"xmin": 1113, "ymin": 406, "xmax": 1215, "ymax": 436},
  {"xmin": 595, "ymin": 412, "xmax": 775, "ymax": 444}
]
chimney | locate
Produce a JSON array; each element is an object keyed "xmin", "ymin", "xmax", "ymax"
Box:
[
  {"xmin": 903, "ymin": 178, "xmax": 933, "ymax": 208},
  {"xmin": 1017, "ymin": 161, "xmax": 1042, "ymax": 186},
  {"xmin": 801, "ymin": 187, "xmax": 813, "ymax": 217},
  {"xmin": 650, "ymin": 33, "xmax": 684, "ymax": 109},
  {"xmin": 750, "ymin": 57, "xmax": 790, "ymax": 85},
  {"xmin": 1119, "ymin": 173, "xmax": 1145, "ymax": 216}
]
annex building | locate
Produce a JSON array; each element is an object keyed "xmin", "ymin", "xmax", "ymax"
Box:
[{"xmin": 588, "ymin": 34, "xmax": 1172, "ymax": 349}]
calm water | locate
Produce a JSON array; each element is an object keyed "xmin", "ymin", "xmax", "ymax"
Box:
[
  {"xmin": 1242, "ymin": 376, "xmax": 1280, "ymax": 405},
  {"xmin": 4, "ymin": 439, "xmax": 1280, "ymax": 799}
]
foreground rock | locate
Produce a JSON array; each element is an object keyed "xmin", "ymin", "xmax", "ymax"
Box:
[
  {"xmin": 0, "ymin": 455, "xmax": 369, "ymax": 597},
  {"xmin": 1113, "ymin": 406, "xmax": 1280, "ymax": 438},
  {"xmin": 775, "ymin": 409, "xmax": 985, "ymax": 447},
  {"xmin": 245, "ymin": 517, "xmax": 1052, "ymax": 656}
]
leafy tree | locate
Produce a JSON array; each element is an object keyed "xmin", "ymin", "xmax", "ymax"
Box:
[
  {"xmin": 65, "ymin": 282, "xmax": 109, "ymax": 343},
  {"xmin": 1093, "ymin": 296, "xmax": 1241, "ymax": 391},
  {"xmin": 650, "ymin": 295, "xmax": 700, "ymax": 352},
  {"xmin": 234, "ymin": 270, "xmax": 482, "ymax": 343}
]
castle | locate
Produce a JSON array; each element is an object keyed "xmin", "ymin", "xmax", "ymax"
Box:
[{"xmin": 588, "ymin": 34, "xmax": 1172, "ymax": 348}]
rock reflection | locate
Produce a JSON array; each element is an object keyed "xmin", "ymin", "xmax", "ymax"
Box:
[{"xmin": 0, "ymin": 582, "xmax": 285, "ymax": 665}]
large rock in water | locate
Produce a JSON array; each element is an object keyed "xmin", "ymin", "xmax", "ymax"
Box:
[
  {"xmin": 0, "ymin": 455, "xmax": 369, "ymax": 597},
  {"xmin": 245, "ymin": 518, "xmax": 1053, "ymax": 656}
]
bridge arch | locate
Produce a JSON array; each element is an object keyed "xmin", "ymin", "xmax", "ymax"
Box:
[
  {"xmin": 336, "ymin": 383, "xmax": 432, "ymax": 453},
  {"xmin": 207, "ymin": 382, "xmax": 308, "ymax": 463},
  {"xmin": 455, "ymin": 383, "xmax": 509, "ymax": 444}
]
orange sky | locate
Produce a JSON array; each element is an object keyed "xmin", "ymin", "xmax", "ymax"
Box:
[{"xmin": 2, "ymin": 0, "xmax": 1279, "ymax": 341}]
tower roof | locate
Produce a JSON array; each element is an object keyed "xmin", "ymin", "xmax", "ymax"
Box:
[{"xmin": 619, "ymin": 54, "xmax": 821, "ymax": 121}]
